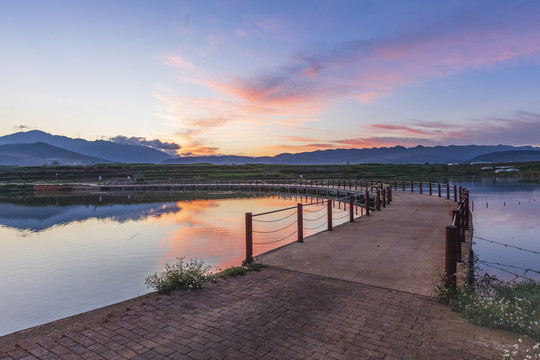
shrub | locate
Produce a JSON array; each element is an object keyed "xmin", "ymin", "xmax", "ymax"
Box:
[{"xmin": 145, "ymin": 257, "xmax": 216, "ymax": 294}]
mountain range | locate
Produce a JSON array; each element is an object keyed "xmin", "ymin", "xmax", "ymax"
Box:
[{"xmin": 0, "ymin": 130, "xmax": 539, "ymax": 166}]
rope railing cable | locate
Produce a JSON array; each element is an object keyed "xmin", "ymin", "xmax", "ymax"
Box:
[
  {"xmin": 252, "ymin": 210, "xmax": 297, "ymax": 223},
  {"xmin": 304, "ymin": 221, "xmax": 328, "ymax": 230},
  {"xmin": 475, "ymin": 259, "xmax": 540, "ymax": 275},
  {"xmin": 474, "ymin": 236, "xmax": 540, "ymax": 255},
  {"xmin": 332, "ymin": 212, "xmax": 351, "ymax": 221},
  {"xmin": 253, "ymin": 205, "xmax": 297, "ymax": 217},
  {"xmin": 475, "ymin": 261, "xmax": 536, "ymax": 282},
  {"xmin": 252, "ymin": 220, "xmax": 297, "ymax": 234},
  {"xmin": 253, "ymin": 230, "xmax": 298, "ymax": 245},
  {"xmin": 303, "ymin": 212, "xmax": 328, "ymax": 222},
  {"xmin": 303, "ymin": 205, "xmax": 327, "ymax": 213}
]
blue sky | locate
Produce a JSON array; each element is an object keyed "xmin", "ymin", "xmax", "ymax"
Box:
[{"xmin": 1, "ymin": 0, "xmax": 540, "ymax": 156}]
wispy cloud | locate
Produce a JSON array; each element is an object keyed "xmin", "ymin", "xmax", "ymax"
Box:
[
  {"xmin": 213, "ymin": 2, "xmax": 540, "ymax": 110},
  {"xmin": 157, "ymin": 52, "xmax": 199, "ymax": 71},
  {"xmin": 154, "ymin": 2, "xmax": 540, "ymax": 155}
]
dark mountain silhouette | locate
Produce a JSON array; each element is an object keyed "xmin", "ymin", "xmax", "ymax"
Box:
[
  {"xmin": 468, "ymin": 150, "xmax": 540, "ymax": 163},
  {"xmin": 0, "ymin": 142, "xmax": 109, "ymax": 166},
  {"xmin": 1, "ymin": 130, "xmax": 539, "ymax": 165},
  {"xmin": 162, "ymin": 144, "xmax": 539, "ymax": 165},
  {"xmin": 0, "ymin": 130, "xmax": 170, "ymax": 163}
]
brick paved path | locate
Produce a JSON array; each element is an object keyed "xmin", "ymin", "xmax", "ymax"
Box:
[{"xmin": 0, "ymin": 267, "xmax": 524, "ymax": 359}]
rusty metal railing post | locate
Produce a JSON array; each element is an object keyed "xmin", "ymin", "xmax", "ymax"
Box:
[
  {"xmin": 445, "ymin": 225, "xmax": 458, "ymax": 289},
  {"xmin": 365, "ymin": 190, "xmax": 370, "ymax": 216},
  {"xmin": 464, "ymin": 190, "xmax": 470, "ymax": 230},
  {"xmin": 429, "ymin": 182, "xmax": 432, "ymax": 196},
  {"xmin": 402, "ymin": 180, "xmax": 405, "ymax": 191},
  {"xmin": 327, "ymin": 199, "xmax": 333, "ymax": 231},
  {"xmin": 376, "ymin": 190, "xmax": 381, "ymax": 211},
  {"xmin": 244, "ymin": 212, "xmax": 253, "ymax": 265},
  {"xmin": 349, "ymin": 195, "xmax": 354, "ymax": 222},
  {"xmin": 438, "ymin": 183, "xmax": 441, "ymax": 197},
  {"xmin": 411, "ymin": 180, "xmax": 414, "ymax": 193},
  {"xmin": 419, "ymin": 181, "xmax": 423, "ymax": 194},
  {"xmin": 382, "ymin": 188, "xmax": 386, "ymax": 208},
  {"xmin": 454, "ymin": 185, "xmax": 457, "ymax": 202},
  {"xmin": 394, "ymin": 179, "xmax": 397, "ymax": 191},
  {"xmin": 453, "ymin": 210, "xmax": 462, "ymax": 262},
  {"xmin": 446, "ymin": 183, "xmax": 450, "ymax": 200},
  {"xmin": 297, "ymin": 203, "xmax": 303, "ymax": 242}
]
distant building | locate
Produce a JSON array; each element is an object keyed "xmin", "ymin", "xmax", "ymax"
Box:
[{"xmin": 495, "ymin": 168, "xmax": 520, "ymax": 173}]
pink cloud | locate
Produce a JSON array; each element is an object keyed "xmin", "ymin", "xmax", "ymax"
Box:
[
  {"xmin": 154, "ymin": 4, "xmax": 540, "ymax": 155},
  {"xmin": 212, "ymin": 4, "xmax": 540, "ymax": 110},
  {"xmin": 368, "ymin": 124, "xmax": 432, "ymax": 136}
]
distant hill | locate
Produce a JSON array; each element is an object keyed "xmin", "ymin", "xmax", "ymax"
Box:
[
  {"xmin": 162, "ymin": 145, "xmax": 539, "ymax": 165},
  {"xmin": 0, "ymin": 142, "xmax": 109, "ymax": 166},
  {"xmin": 468, "ymin": 150, "xmax": 540, "ymax": 163},
  {"xmin": 1, "ymin": 130, "xmax": 539, "ymax": 166},
  {"xmin": 0, "ymin": 130, "xmax": 171, "ymax": 164}
]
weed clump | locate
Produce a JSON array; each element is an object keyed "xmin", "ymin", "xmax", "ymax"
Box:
[
  {"xmin": 436, "ymin": 274, "xmax": 540, "ymax": 339},
  {"xmin": 219, "ymin": 262, "xmax": 265, "ymax": 279},
  {"xmin": 145, "ymin": 257, "xmax": 217, "ymax": 294}
]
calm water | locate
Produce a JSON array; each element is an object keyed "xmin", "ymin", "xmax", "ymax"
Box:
[
  {"xmin": 0, "ymin": 192, "xmax": 353, "ymax": 336},
  {"xmin": 453, "ymin": 178, "xmax": 540, "ymax": 283},
  {"xmin": 1, "ymin": 180, "xmax": 538, "ymax": 336}
]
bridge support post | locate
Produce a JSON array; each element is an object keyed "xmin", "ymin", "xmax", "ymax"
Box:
[
  {"xmin": 365, "ymin": 190, "xmax": 370, "ymax": 216},
  {"xmin": 244, "ymin": 213, "xmax": 253, "ymax": 265},
  {"xmin": 452, "ymin": 210, "xmax": 463, "ymax": 262},
  {"xmin": 445, "ymin": 225, "xmax": 458, "ymax": 289},
  {"xmin": 349, "ymin": 195, "xmax": 354, "ymax": 222},
  {"xmin": 327, "ymin": 200, "xmax": 333, "ymax": 231},
  {"xmin": 297, "ymin": 203, "xmax": 303, "ymax": 242}
]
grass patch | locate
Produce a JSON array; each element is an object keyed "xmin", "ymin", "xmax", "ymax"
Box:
[
  {"xmin": 436, "ymin": 274, "xmax": 540, "ymax": 340},
  {"xmin": 219, "ymin": 262, "xmax": 265, "ymax": 279}
]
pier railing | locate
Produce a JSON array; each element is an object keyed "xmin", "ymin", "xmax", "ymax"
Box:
[
  {"xmin": 243, "ymin": 184, "xmax": 392, "ymax": 264},
  {"xmin": 444, "ymin": 189, "xmax": 471, "ymax": 288}
]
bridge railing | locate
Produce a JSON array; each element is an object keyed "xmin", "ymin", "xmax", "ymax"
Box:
[
  {"xmin": 444, "ymin": 189, "xmax": 471, "ymax": 288},
  {"xmin": 243, "ymin": 183, "xmax": 392, "ymax": 264}
]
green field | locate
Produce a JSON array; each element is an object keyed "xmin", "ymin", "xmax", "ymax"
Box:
[{"xmin": 0, "ymin": 161, "xmax": 539, "ymax": 184}]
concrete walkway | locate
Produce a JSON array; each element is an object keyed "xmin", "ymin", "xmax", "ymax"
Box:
[
  {"xmin": 259, "ymin": 191, "xmax": 456, "ymax": 296},
  {"xmin": 0, "ymin": 190, "xmax": 530, "ymax": 359}
]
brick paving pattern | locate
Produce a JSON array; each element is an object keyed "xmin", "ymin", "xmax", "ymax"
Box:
[{"xmin": 0, "ymin": 267, "xmax": 524, "ymax": 359}]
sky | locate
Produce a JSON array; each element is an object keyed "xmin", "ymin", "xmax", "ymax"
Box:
[{"xmin": 1, "ymin": 0, "xmax": 540, "ymax": 157}]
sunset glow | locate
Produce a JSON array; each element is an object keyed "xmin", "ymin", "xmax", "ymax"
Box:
[{"xmin": 2, "ymin": 1, "xmax": 540, "ymax": 156}]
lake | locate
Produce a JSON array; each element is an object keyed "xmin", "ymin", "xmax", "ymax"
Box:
[
  {"xmin": 0, "ymin": 191, "xmax": 353, "ymax": 336},
  {"xmin": 453, "ymin": 177, "xmax": 540, "ymax": 283},
  {"xmin": 0, "ymin": 179, "xmax": 538, "ymax": 336}
]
